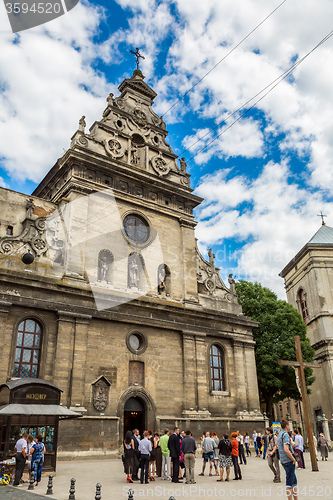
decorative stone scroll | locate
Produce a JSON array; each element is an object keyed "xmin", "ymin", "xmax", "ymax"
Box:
[{"xmin": 0, "ymin": 213, "xmax": 48, "ymax": 258}]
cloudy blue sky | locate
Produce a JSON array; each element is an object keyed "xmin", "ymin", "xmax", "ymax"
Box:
[{"xmin": 1, "ymin": 0, "xmax": 333, "ymax": 297}]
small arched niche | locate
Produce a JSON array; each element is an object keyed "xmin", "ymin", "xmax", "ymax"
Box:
[
  {"xmin": 157, "ymin": 263, "xmax": 171, "ymax": 296},
  {"xmin": 98, "ymin": 249, "xmax": 114, "ymax": 283}
]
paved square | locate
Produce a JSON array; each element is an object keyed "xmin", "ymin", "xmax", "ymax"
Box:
[{"xmin": 4, "ymin": 453, "xmax": 332, "ymax": 500}]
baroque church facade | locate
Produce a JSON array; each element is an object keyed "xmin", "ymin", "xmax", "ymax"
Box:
[
  {"xmin": 280, "ymin": 223, "xmax": 333, "ymax": 439},
  {"xmin": 0, "ymin": 69, "xmax": 264, "ymax": 459}
]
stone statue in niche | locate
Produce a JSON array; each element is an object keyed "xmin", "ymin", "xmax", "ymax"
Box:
[
  {"xmin": 158, "ymin": 266, "xmax": 165, "ymax": 294},
  {"xmin": 97, "ymin": 250, "xmax": 113, "ymax": 283},
  {"xmin": 228, "ymin": 273, "xmax": 236, "ymax": 294},
  {"xmin": 26, "ymin": 198, "xmax": 35, "ymax": 218},
  {"xmin": 92, "ymin": 376, "xmax": 110, "ymax": 412},
  {"xmin": 78, "ymin": 116, "xmax": 86, "ymax": 133},
  {"xmin": 131, "ymin": 146, "xmax": 140, "ymax": 166},
  {"xmin": 129, "ymin": 258, "xmax": 139, "ymax": 288},
  {"xmin": 99, "ymin": 257, "xmax": 109, "ymax": 282}
]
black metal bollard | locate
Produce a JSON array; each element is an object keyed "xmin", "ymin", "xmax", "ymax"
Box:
[
  {"xmin": 28, "ymin": 470, "xmax": 35, "ymax": 490},
  {"xmin": 68, "ymin": 478, "xmax": 76, "ymax": 500},
  {"xmin": 169, "ymin": 497, "xmax": 176, "ymax": 500},
  {"xmin": 128, "ymin": 488, "xmax": 134, "ymax": 500},
  {"xmin": 46, "ymin": 474, "xmax": 54, "ymax": 495},
  {"xmin": 95, "ymin": 483, "xmax": 102, "ymax": 500}
]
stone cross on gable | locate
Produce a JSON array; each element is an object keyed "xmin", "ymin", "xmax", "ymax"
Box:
[
  {"xmin": 130, "ymin": 48, "xmax": 145, "ymax": 70},
  {"xmin": 278, "ymin": 335, "xmax": 321, "ymax": 472}
]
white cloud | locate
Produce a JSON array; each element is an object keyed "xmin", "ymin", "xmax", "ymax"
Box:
[
  {"xmin": 1, "ymin": 0, "xmax": 333, "ymax": 300},
  {"xmin": 195, "ymin": 161, "xmax": 333, "ymax": 297},
  {"xmin": 0, "ymin": 1, "xmax": 109, "ymax": 182}
]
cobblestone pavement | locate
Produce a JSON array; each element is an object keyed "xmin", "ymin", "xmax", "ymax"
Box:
[
  {"xmin": 1, "ymin": 486, "xmax": 54, "ymax": 499},
  {"xmin": 3, "ymin": 453, "xmax": 332, "ymax": 500}
]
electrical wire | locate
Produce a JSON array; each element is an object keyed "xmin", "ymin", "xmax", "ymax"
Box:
[
  {"xmin": 182, "ymin": 29, "xmax": 333, "ymax": 163},
  {"xmin": 163, "ymin": 0, "xmax": 288, "ymax": 116}
]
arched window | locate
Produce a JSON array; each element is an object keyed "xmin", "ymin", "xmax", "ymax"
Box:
[
  {"xmin": 210, "ymin": 344, "xmax": 224, "ymax": 391},
  {"xmin": 157, "ymin": 264, "xmax": 171, "ymax": 296},
  {"xmin": 298, "ymin": 289, "xmax": 309, "ymax": 324},
  {"xmin": 13, "ymin": 319, "xmax": 42, "ymax": 378}
]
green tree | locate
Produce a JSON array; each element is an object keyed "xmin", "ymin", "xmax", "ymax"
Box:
[{"xmin": 235, "ymin": 280, "xmax": 315, "ymax": 420}]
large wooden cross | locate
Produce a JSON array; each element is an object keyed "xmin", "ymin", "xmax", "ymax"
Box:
[{"xmin": 278, "ymin": 335, "xmax": 321, "ymax": 472}]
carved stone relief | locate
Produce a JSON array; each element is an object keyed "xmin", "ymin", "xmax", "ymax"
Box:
[
  {"xmin": 150, "ymin": 154, "xmax": 170, "ymax": 177},
  {"xmin": 104, "ymin": 136, "xmax": 125, "ymax": 159},
  {"xmin": 92, "ymin": 375, "xmax": 111, "ymax": 412}
]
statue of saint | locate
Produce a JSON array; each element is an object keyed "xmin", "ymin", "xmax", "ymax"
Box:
[
  {"xmin": 228, "ymin": 273, "xmax": 236, "ymax": 294},
  {"xmin": 208, "ymin": 248, "xmax": 215, "ymax": 268},
  {"xmin": 26, "ymin": 198, "xmax": 35, "ymax": 218},
  {"xmin": 179, "ymin": 157, "xmax": 187, "ymax": 172},
  {"xmin": 129, "ymin": 259, "xmax": 139, "ymax": 288},
  {"xmin": 78, "ymin": 115, "xmax": 86, "ymax": 133},
  {"xmin": 159, "ymin": 116, "xmax": 166, "ymax": 130},
  {"xmin": 131, "ymin": 147, "xmax": 139, "ymax": 166},
  {"xmin": 158, "ymin": 267, "xmax": 166, "ymax": 294},
  {"xmin": 106, "ymin": 92, "xmax": 115, "ymax": 106}
]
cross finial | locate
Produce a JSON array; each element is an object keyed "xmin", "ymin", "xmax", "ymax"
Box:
[
  {"xmin": 130, "ymin": 48, "xmax": 145, "ymax": 70},
  {"xmin": 317, "ymin": 211, "xmax": 327, "ymax": 225}
]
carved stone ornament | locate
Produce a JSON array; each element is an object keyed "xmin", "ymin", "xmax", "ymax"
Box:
[
  {"xmin": 104, "ymin": 136, "xmax": 125, "ymax": 159},
  {"xmin": 133, "ymin": 108, "xmax": 147, "ymax": 127},
  {"xmin": 150, "ymin": 154, "xmax": 170, "ymax": 177},
  {"xmin": 0, "ymin": 211, "xmax": 48, "ymax": 258},
  {"xmin": 92, "ymin": 375, "xmax": 111, "ymax": 412}
]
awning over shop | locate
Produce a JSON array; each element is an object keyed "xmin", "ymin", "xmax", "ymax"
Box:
[{"xmin": 0, "ymin": 404, "xmax": 82, "ymax": 419}]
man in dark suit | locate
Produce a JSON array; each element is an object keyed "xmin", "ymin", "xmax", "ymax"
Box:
[
  {"xmin": 132, "ymin": 429, "xmax": 140, "ymax": 481},
  {"xmin": 168, "ymin": 427, "xmax": 182, "ymax": 483}
]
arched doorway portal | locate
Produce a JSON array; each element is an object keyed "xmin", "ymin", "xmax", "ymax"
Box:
[{"xmin": 124, "ymin": 397, "xmax": 145, "ymax": 437}]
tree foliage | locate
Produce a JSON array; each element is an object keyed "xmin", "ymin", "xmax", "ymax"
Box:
[{"xmin": 235, "ymin": 280, "xmax": 315, "ymax": 419}]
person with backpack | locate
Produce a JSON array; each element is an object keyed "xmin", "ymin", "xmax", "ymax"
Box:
[
  {"xmin": 267, "ymin": 427, "xmax": 281, "ymax": 483},
  {"xmin": 277, "ymin": 420, "xmax": 298, "ymax": 500},
  {"xmin": 217, "ymin": 433, "xmax": 233, "ymax": 482}
]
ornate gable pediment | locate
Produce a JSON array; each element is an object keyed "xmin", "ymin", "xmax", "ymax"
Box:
[
  {"xmin": 196, "ymin": 242, "xmax": 241, "ymax": 312},
  {"xmin": 118, "ymin": 72, "xmax": 157, "ymax": 102}
]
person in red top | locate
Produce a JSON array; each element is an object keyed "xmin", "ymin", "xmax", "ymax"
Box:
[{"xmin": 230, "ymin": 432, "xmax": 242, "ymax": 480}]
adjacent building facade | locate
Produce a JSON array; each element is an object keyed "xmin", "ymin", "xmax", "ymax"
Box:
[
  {"xmin": 0, "ymin": 69, "xmax": 264, "ymax": 459},
  {"xmin": 280, "ymin": 223, "xmax": 333, "ymax": 439}
]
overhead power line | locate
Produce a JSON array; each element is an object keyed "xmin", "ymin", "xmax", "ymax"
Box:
[
  {"xmin": 163, "ymin": 0, "xmax": 288, "ymax": 116},
  {"xmin": 182, "ymin": 29, "xmax": 333, "ymax": 164}
]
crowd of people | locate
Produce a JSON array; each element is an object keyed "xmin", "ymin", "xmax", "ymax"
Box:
[
  {"xmin": 123, "ymin": 427, "xmax": 263, "ymax": 485},
  {"xmin": 123, "ymin": 422, "xmax": 331, "ymax": 499}
]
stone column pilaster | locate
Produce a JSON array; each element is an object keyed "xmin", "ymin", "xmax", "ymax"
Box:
[
  {"xmin": 233, "ymin": 340, "xmax": 248, "ymax": 412},
  {"xmin": 244, "ymin": 342, "xmax": 261, "ymax": 411},
  {"xmin": 181, "ymin": 332, "xmax": 197, "ymax": 410},
  {"xmin": 0, "ymin": 300, "xmax": 12, "ymax": 381},
  {"xmin": 53, "ymin": 311, "xmax": 76, "ymax": 406},
  {"xmin": 195, "ymin": 334, "xmax": 209, "ymax": 411},
  {"xmin": 179, "ymin": 219, "xmax": 198, "ymax": 302},
  {"xmin": 70, "ymin": 314, "xmax": 91, "ymax": 407}
]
